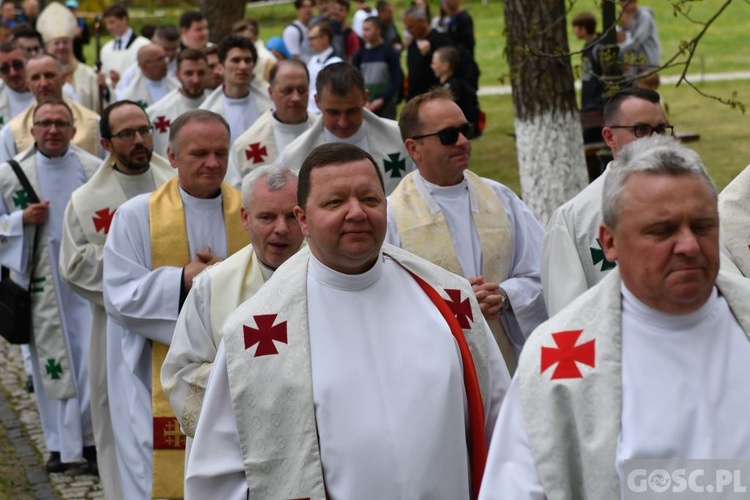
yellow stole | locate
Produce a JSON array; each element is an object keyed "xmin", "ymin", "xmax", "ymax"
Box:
[
  {"xmin": 9, "ymin": 99, "xmax": 100, "ymax": 156},
  {"xmin": 148, "ymin": 177, "xmax": 245, "ymax": 498},
  {"xmin": 389, "ymin": 170, "xmax": 517, "ymax": 372}
]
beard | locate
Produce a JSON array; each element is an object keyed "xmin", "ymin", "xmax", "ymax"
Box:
[{"xmin": 116, "ymin": 145, "xmax": 152, "ymax": 173}]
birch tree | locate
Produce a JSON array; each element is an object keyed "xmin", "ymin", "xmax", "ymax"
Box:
[{"xmin": 503, "ymin": 0, "xmax": 588, "ymax": 224}]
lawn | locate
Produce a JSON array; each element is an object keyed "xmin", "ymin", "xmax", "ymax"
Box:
[{"xmin": 94, "ymin": 0, "xmax": 750, "ymax": 195}]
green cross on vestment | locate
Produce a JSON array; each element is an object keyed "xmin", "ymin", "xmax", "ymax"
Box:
[
  {"xmin": 136, "ymin": 100, "xmax": 148, "ymax": 109},
  {"xmin": 12, "ymin": 189, "xmax": 29, "ymax": 209},
  {"xmin": 590, "ymin": 238, "xmax": 616, "ymax": 272},
  {"xmin": 31, "ymin": 277, "xmax": 46, "ymax": 293},
  {"xmin": 383, "ymin": 153, "xmax": 406, "ymax": 178},
  {"xmin": 45, "ymin": 359, "xmax": 62, "ymax": 380}
]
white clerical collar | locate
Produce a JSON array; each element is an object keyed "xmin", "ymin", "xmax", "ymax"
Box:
[
  {"xmin": 35, "ymin": 147, "xmax": 72, "ymax": 162},
  {"xmin": 621, "ymin": 282, "xmax": 719, "ymax": 330},
  {"xmin": 421, "ymin": 175, "xmax": 468, "ymax": 199},
  {"xmin": 224, "ymin": 90, "xmax": 252, "ymax": 104},
  {"xmin": 309, "ymin": 250, "xmax": 383, "ymax": 291},
  {"xmin": 146, "ymin": 77, "xmax": 166, "ymax": 87},
  {"xmin": 272, "ymin": 112, "xmax": 310, "ymax": 132},
  {"xmin": 323, "ymin": 121, "xmax": 366, "ymax": 145},
  {"xmin": 114, "ymin": 167, "xmax": 151, "ymax": 184},
  {"xmin": 178, "ymin": 185, "xmax": 223, "ymax": 209}
]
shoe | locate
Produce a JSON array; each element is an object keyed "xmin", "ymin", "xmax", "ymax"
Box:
[
  {"xmin": 82, "ymin": 446, "xmax": 99, "ymax": 476},
  {"xmin": 25, "ymin": 375, "xmax": 33, "ymax": 393},
  {"xmin": 45, "ymin": 452, "xmax": 68, "ymax": 473}
]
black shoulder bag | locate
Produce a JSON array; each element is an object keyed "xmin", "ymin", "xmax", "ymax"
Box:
[{"xmin": 0, "ymin": 160, "xmax": 40, "ymax": 345}]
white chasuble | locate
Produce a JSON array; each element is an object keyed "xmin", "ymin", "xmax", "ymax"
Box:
[
  {"xmin": 0, "ymin": 146, "xmax": 99, "ymax": 462},
  {"xmin": 719, "ymin": 163, "xmax": 750, "ymax": 276},
  {"xmin": 478, "ymin": 269, "xmax": 750, "ymax": 500},
  {"xmin": 162, "ymin": 244, "xmax": 265, "ymax": 438},
  {"xmin": 186, "ymin": 245, "xmax": 510, "ymax": 499},
  {"xmin": 278, "ymin": 108, "xmax": 413, "ymax": 195},
  {"xmin": 146, "ymin": 89, "xmax": 206, "ymax": 158},
  {"xmin": 230, "ymin": 109, "xmax": 315, "ymax": 180},
  {"xmin": 60, "ymin": 154, "xmax": 174, "ymax": 499}
]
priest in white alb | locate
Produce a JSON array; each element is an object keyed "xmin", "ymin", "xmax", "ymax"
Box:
[
  {"xmin": 200, "ymin": 34, "xmax": 272, "ymax": 186},
  {"xmin": 102, "ymin": 110, "xmax": 246, "ymax": 500},
  {"xmin": 387, "ymin": 89, "xmax": 547, "ymax": 373},
  {"xmin": 186, "ymin": 143, "xmax": 510, "ymax": 500},
  {"xmin": 540, "ymin": 87, "xmax": 668, "ymax": 317},
  {"xmin": 0, "ymin": 99, "xmax": 101, "ymax": 473},
  {"xmin": 60, "ymin": 100, "xmax": 175, "ymax": 497},
  {"xmin": 162, "ymin": 164, "xmax": 305, "ymax": 440},
  {"xmin": 118, "ymin": 44, "xmax": 179, "ymax": 108},
  {"xmin": 479, "ymin": 136, "xmax": 750, "ymax": 500},
  {"xmin": 0, "ymin": 54, "xmax": 101, "ymax": 162},
  {"xmin": 278, "ymin": 62, "xmax": 412, "ymax": 195},
  {"xmin": 229, "ymin": 59, "xmax": 316, "ymax": 180},
  {"xmin": 146, "ymin": 49, "xmax": 208, "ymax": 158}
]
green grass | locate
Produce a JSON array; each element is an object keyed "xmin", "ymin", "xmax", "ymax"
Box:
[{"xmin": 88, "ymin": 1, "xmax": 750, "ymax": 196}]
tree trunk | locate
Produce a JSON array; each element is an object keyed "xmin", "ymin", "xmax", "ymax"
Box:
[
  {"xmin": 503, "ymin": 0, "xmax": 588, "ymax": 224},
  {"xmin": 200, "ymin": 0, "xmax": 246, "ymax": 43}
]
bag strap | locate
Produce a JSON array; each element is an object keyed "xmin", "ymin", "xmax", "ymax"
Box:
[
  {"xmin": 2, "ymin": 159, "xmax": 41, "ymax": 291},
  {"xmin": 8, "ymin": 160, "xmax": 40, "ymax": 204}
]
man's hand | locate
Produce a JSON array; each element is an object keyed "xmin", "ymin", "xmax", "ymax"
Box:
[
  {"xmin": 108, "ymin": 69, "xmax": 120, "ymax": 88},
  {"xmin": 469, "ymin": 276, "xmax": 503, "ymax": 319},
  {"xmin": 22, "ymin": 201, "xmax": 49, "ymax": 226},
  {"xmin": 183, "ymin": 246, "xmax": 222, "ymax": 290},
  {"xmin": 365, "ymin": 98, "xmax": 385, "ymax": 112},
  {"xmin": 417, "ymin": 39, "xmax": 431, "ymax": 55}
]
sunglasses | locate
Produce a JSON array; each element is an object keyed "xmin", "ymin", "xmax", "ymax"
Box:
[
  {"xmin": 411, "ymin": 123, "xmax": 474, "ymax": 145},
  {"xmin": 0, "ymin": 60, "xmax": 24, "ymax": 75}
]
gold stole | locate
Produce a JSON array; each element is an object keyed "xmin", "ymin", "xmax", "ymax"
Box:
[
  {"xmin": 148, "ymin": 177, "xmax": 245, "ymax": 498},
  {"xmin": 9, "ymin": 99, "xmax": 100, "ymax": 156},
  {"xmin": 389, "ymin": 170, "xmax": 517, "ymax": 371}
]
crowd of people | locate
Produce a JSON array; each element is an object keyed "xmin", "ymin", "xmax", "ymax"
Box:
[{"xmin": 0, "ymin": 1, "xmax": 748, "ymax": 499}]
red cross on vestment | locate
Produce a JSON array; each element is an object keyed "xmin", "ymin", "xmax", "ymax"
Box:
[
  {"xmin": 244, "ymin": 314, "xmax": 288, "ymax": 357},
  {"xmin": 444, "ymin": 288, "xmax": 473, "ymax": 329},
  {"xmin": 92, "ymin": 208, "xmax": 116, "ymax": 234},
  {"xmin": 154, "ymin": 116, "xmax": 170, "ymax": 134},
  {"xmin": 541, "ymin": 329, "xmax": 595, "ymax": 379},
  {"xmin": 245, "ymin": 142, "xmax": 268, "ymax": 164}
]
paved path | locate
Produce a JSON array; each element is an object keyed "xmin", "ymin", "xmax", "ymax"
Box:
[
  {"xmin": 478, "ymin": 71, "xmax": 750, "ymax": 96},
  {"xmin": 0, "ymin": 341, "xmax": 103, "ymax": 500}
]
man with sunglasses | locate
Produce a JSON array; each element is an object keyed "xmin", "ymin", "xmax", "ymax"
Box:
[
  {"xmin": 0, "ymin": 54, "xmax": 101, "ymax": 163},
  {"xmin": 387, "ymin": 88, "xmax": 547, "ymax": 373},
  {"xmin": 278, "ymin": 62, "xmax": 411, "ymax": 195},
  {"xmin": 0, "ymin": 99, "xmax": 101, "ymax": 475},
  {"xmin": 0, "ymin": 42, "xmax": 34, "ymax": 126},
  {"xmin": 541, "ymin": 87, "xmax": 673, "ymax": 317},
  {"xmin": 60, "ymin": 100, "xmax": 175, "ymax": 498}
]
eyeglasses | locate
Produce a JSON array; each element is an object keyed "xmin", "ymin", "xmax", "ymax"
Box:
[
  {"xmin": 33, "ymin": 120, "xmax": 72, "ymax": 129},
  {"xmin": 110, "ymin": 126, "xmax": 154, "ymax": 141},
  {"xmin": 0, "ymin": 60, "xmax": 24, "ymax": 74},
  {"xmin": 411, "ymin": 123, "xmax": 474, "ymax": 145},
  {"xmin": 608, "ymin": 124, "xmax": 674, "ymax": 138}
]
